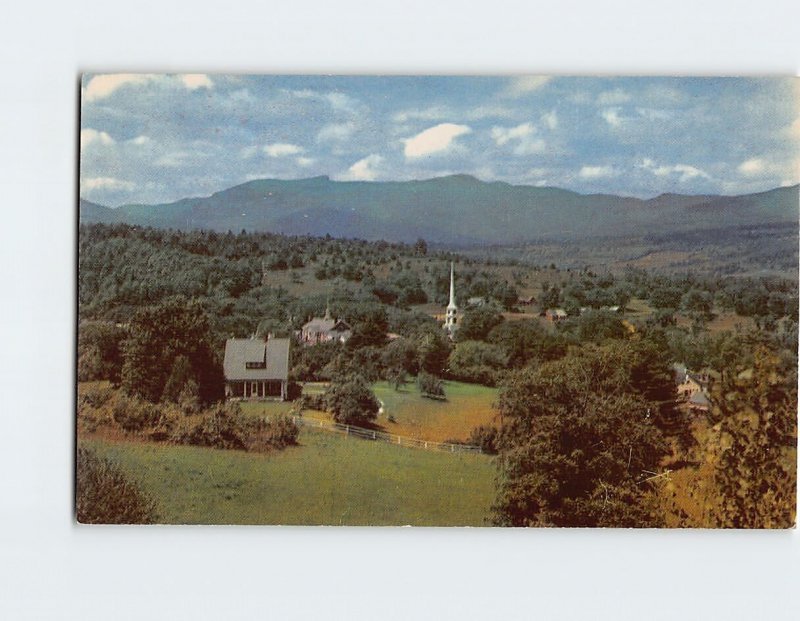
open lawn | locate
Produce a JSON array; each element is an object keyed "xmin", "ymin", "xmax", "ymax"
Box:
[
  {"xmin": 82, "ymin": 427, "xmax": 495, "ymax": 525},
  {"xmin": 372, "ymin": 380, "xmax": 498, "ymax": 442},
  {"xmin": 240, "ymin": 379, "xmax": 499, "ymax": 443}
]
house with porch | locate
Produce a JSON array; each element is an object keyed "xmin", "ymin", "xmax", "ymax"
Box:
[
  {"xmin": 299, "ymin": 309, "xmax": 351, "ymax": 346},
  {"xmin": 223, "ymin": 336, "xmax": 290, "ymax": 400}
]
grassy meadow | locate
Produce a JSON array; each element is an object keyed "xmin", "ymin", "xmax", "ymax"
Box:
[
  {"xmin": 372, "ymin": 380, "xmax": 498, "ymax": 442},
  {"xmin": 239, "ymin": 379, "xmax": 500, "ymax": 443},
  {"xmin": 81, "ymin": 427, "xmax": 495, "ymax": 525}
]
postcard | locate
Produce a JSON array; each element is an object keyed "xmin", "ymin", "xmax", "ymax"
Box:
[{"xmin": 77, "ymin": 75, "xmax": 798, "ymax": 527}]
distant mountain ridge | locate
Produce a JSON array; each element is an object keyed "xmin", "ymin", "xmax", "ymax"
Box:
[{"xmin": 80, "ymin": 175, "xmax": 799, "ymax": 246}]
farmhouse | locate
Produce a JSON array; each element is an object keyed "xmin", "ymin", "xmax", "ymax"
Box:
[
  {"xmin": 299, "ymin": 308, "xmax": 351, "ymax": 345},
  {"xmin": 223, "ymin": 336, "xmax": 290, "ymax": 400},
  {"xmin": 673, "ymin": 364, "xmax": 711, "ymax": 413}
]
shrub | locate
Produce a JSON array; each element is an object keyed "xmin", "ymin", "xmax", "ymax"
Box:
[
  {"xmin": 297, "ymin": 393, "xmax": 326, "ymax": 411},
  {"xmin": 468, "ymin": 425, "xmax": 499, "ymax": 455},
  {"xmin": 170, "ymin": 402, "xmax": 248, "ymax": 450},
  {"xmin": 76, "ymin": 447, "xmax": 157, "ymax": 524},
  {"xmin": 417, "ymin": 371, "xmax": 446, "ymax": 400},
  {"xmin": 245, "ymin": 414, "xmax": 300, "ymax": 452},
  {"xmin": 286, "ymin": 381, "xmax": 302, "ymax": 401},
  {"xmin": 112, "ymin": 395, "xmax": 163, "ymax": 432},
  {"xmin": 79, "ymin": 385, "xmax": 114, "ymax": 409}
]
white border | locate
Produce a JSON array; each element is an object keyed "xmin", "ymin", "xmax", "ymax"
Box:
[{"xmin": 1, "ymin": 1, "xmax": 798, "ymax": 619}]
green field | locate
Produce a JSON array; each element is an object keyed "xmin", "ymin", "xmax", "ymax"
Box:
[
  {"xmin": 82, "ymin": 426, "xmax": 496, "ymax": 525},
  {"xmin": 372, "ymin": 380, "xmax": 498, "ymax": 442},
  {"xmin": 239, "ymin": 379, "xmax": 499, "ymax": 443}
]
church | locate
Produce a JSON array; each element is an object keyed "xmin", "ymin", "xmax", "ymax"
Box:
[{"xmin": 443, "ymin": 262, "xmax": 458, "ymax": 338}]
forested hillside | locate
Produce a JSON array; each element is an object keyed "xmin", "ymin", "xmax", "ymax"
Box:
[{"xmin": 79, "ymin": 175, "xmax": 799, "ymax": 246}]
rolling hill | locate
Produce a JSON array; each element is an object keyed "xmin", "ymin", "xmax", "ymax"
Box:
[{"xmin": 79, "ymin": 175, "xmax": 799, "ymax": 246}]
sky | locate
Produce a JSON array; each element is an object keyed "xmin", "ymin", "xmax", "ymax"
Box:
[{"xmin": 80, "ymin": 74, "xmax": 799, "ymax": 206}]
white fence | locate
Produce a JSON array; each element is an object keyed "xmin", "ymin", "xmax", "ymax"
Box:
[{"xmin": 291, "ymin": 415, "xmax": 484, "ymax": 455}]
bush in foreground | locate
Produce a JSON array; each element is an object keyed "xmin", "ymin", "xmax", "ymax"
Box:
[{"xmin": 76, "ymin": 447, "xmax": 157, "ymax": 524}]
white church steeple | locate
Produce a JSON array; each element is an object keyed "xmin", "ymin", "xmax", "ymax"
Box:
[{"xmin": 444, "ymin": 262, "xmax": 458, "ymax": 336}]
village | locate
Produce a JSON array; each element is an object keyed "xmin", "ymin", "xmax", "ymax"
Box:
[{"xmin": 73, "ymin": 221, "xmax": 778, "ymax": 528}]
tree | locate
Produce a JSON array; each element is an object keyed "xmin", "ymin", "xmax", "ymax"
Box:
[
  {"xmin": 447, "ymin": 340, "xmax": 508, "ymax": 386},
  {"xmin": 324, "ymin": 375, "xmax": 381, "ymax": 425},
  {"xmin": 121, "ymin": 297, "xmax": 224, "ymax": 404},
  {"xmin": 346, "ymin": 306, "xmax": 389, "ymax": 350},
  {"xmin": 381, "ymin": 337, "xmax": 420, "ymax": 376},
  {"xmin": 415, "ymin": 329, "xmax": 451, "ymax": 376},
  {"xmin": 456, "ymin": 307, "xmax": 504, "ymax": 342},
  {"xmin": 488, "ymin": 320, "xmax": 568, "ymax": 368},
  {"xmin": 569, "ymin": 310, "xmax": 627, "ymax": 342},
  {"xmin": 493, "ymin": 341, "xmax": 673, "ymax": 527},
  {"xmin": 77, "ymin": 322, "xmax": 128, "ymax": 383},
  {"xmin": 705, "ymin": 347, "xmax": 797, "ymax": 528},
  {"xmin": 386, "ymin": 366, "xmax": 407, "ymax": 391}
]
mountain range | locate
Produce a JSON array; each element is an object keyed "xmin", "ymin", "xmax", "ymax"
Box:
[{"xmin": 79, "ymin": 175, "xmax": 799, "ymax": 246}]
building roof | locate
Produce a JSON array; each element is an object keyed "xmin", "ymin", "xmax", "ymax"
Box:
[
  {"xmin": 223, "ymin": 337, "xmax": 290, "ymax": 381},
  {"xmin": 302, "ymin": 317, "xmax": 350, "ymax": 333},
  {"xmin": 547, "ymin": 308, "xmax": 568, "ymax": 317},
  {"xmin": 689, "ymin": 391, "xmax": 711, "ymax": 407}
]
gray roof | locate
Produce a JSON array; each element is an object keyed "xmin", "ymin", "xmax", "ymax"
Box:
[
  {"xmin": 689, "ymin": 391, "xmax": 711, "ymax": 407},
  {"xmin": 223, "ymin": 337, "xmax": 290, "ymax": 381},
  {"xmin": 302, "ymin": 317, "xmax": 350, "ymax": 333}
]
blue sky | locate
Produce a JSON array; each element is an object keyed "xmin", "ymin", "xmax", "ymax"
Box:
[{"xmin": 80, "ymin": 74, "xmax": 799, "ymax": 206}]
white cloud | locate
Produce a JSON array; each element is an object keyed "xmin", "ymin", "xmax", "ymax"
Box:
[
  {"xmin": 738, "ymin": 158, "xmax": 766, "ymax": 176},
  {"xmin": 80, "ymin": 128, "xmax": 115, "ymax": 151},
  {"xmin": 84, "ymin": 74, "xmax": 158, "ymax": 101},
  {"xmin": 639, "ymin": 158, "xmax": 710, "ymax": 182},
  {"xmin": 491, "ymin": 122, "xmax": 546, "ymax": 155},
  {"xmin": 180, "ymin": 74, "xmax": 213, "ymax": 90},
  {"xmin": 81, "ymin": 177, "xmax": 135, "ymax": 191},
  {"xmin": 491, "ymin": 122, "xmax": 534, "ymax": 146},
  {"xmin": 601, "ymin": 108, "xmax": 623, "ymax": 127},
  {"xmin": 128, "ymin": 135, "xmax": 151, "ymax": 146},
  {"xmin": 736, "ymin": 157, "xmax": 795, "ymax": 181},
  {"xmin": 264, "ymin": 143, "xmax": 304, "ymax": 157},
  {"xmin": 84, "ymin": 73, "xmax": 213, "ymax": 102},
  {"xmin": 505, "ymin": 76, "xmax": 552, "ymax": 97},
  {"xmin": 541, "ymin": 111, "xmax": 559, "ymax": 130},
  {"xmin": 403, "ymin": 123, "xmax": 471, "ymax": 158},
  {"xmin": 597, "ymin": 88, "xmax": 631, "ymax": 105},
  {"xmin": 341, "ymin": 154, "xmax": 383, "ymax": 181},
  {"xmin": 789, "ymin": 117, "xmax": 800, "ymax": 139},
  {"xmin": 317, "ymin": 122, "xmax": 356, "ymax": 142},
  {"xmin": 579, "ymin": 165, "xmax": 616, "ymax": 179},
  {"xmin": 296, "ymin": 156, "xmax": 315, "ymax": 167}
]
